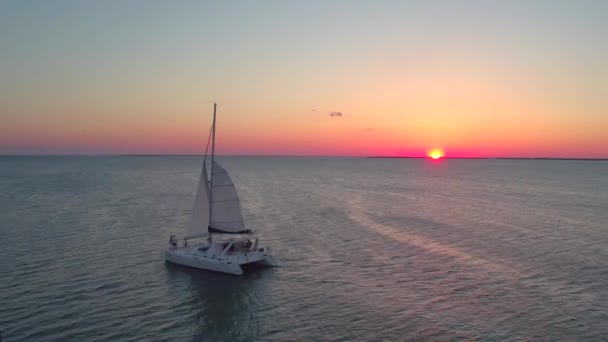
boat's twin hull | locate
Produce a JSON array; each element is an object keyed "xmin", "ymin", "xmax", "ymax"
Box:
[{"xmin": 165, "ymin": 247, "xmax": 277, "ymax": 275}]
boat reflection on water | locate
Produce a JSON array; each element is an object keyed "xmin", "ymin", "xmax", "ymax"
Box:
[{"xmin": 165, "ymin": 262, "xmax": 276, "ymax": 341}]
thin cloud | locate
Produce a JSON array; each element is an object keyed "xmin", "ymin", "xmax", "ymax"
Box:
[
  {"xmin": 364, "ymin": 128, "xmax": 372, "ymax": 132},
  {"xmin": 329, "ymin": 111, "xmax": 343, "ymax": 117}
]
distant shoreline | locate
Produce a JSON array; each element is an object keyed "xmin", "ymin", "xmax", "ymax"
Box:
[
  {"xmin": 0, "ymin": 154, "xmax": 606, "ymax": 160},
  {"xmin": 368, "ymin": 156, "xmax": 608, "ymax": 160}
]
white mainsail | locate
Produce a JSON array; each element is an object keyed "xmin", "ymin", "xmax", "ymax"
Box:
[
  {"xmin": 209, "ymin": 161, "xmax": 248, "ymax": 233},
  {"xmin": 187, "ymin": 160, "xmax": 210, "ymax": 239}
]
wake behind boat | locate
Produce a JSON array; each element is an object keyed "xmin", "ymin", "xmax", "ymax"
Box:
[{"xmin": 165, "ymin": 103, "xmax": 276, "ymax": 275}]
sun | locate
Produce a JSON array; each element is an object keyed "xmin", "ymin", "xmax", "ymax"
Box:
[{"xmin": 428, "ymin": 149, "xmax": 444, "ymax": 160}]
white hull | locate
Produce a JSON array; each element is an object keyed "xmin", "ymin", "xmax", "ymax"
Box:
[{"xmin": 165, "ymin": 243, "xmax": 277, "ymax": 276}]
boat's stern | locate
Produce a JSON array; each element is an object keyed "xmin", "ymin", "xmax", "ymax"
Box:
[
  {"xmin": 234, "ymin": 246, "xmax": 277, "ymax": 267},
  {"xmin": 258, "ymin": 246, "xmax": 277, "ymax": 267},
  {"xmin": 258, "ymin": 253, "xmax": 277, "ymax": 267}
]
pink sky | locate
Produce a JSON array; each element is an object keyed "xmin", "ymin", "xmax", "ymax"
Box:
[{"xmin": 1, "ymin": 1, "xmax": 607, "ymax": 158}]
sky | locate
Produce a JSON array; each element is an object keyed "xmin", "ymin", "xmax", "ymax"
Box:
[{"xmin": 0, "ymin": 0, "xmax": 606, "ymax": 157}]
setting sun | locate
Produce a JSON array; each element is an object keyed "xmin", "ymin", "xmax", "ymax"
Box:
[{"xmin": 429, "ymin": 149, "xmax": 444, "ymax": 160}]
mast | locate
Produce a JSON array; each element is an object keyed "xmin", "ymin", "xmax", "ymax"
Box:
[{"xmin": 209, "ymin": 102, "xmax": 217, "ymax": 223}]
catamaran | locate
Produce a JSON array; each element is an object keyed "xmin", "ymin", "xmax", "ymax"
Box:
[{"xmin": 165, "ymin": 103, "xmax": 277, "ymax": 275}]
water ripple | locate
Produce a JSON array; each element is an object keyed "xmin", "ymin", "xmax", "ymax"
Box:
[{"xmin": 1, "ymin": 157, "xmax": 607, "ymax": 341}]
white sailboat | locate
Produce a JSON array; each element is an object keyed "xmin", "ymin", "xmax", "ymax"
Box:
[{"xmin": 165, "ymin": 103, "xmax": 277, "ymax": 275}]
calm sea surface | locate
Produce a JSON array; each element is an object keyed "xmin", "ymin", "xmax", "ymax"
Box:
[{"xmin": 0, "ymin": 156, "xmax": 607, "ymax": 341}]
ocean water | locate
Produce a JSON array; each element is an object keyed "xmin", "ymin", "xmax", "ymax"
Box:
[{"xmin": 0, "ymin": 156, "xmax": 607, "ymax": 341}]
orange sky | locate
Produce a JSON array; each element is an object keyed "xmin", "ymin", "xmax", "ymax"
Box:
[{"xmin": 1, "ymin": 1, "xmax": 606, "ymax": 157}]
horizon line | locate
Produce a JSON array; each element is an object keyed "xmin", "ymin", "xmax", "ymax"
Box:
[{"xmin": 0, "ymin": 154, "xmax": 606, "ymax": 160}]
